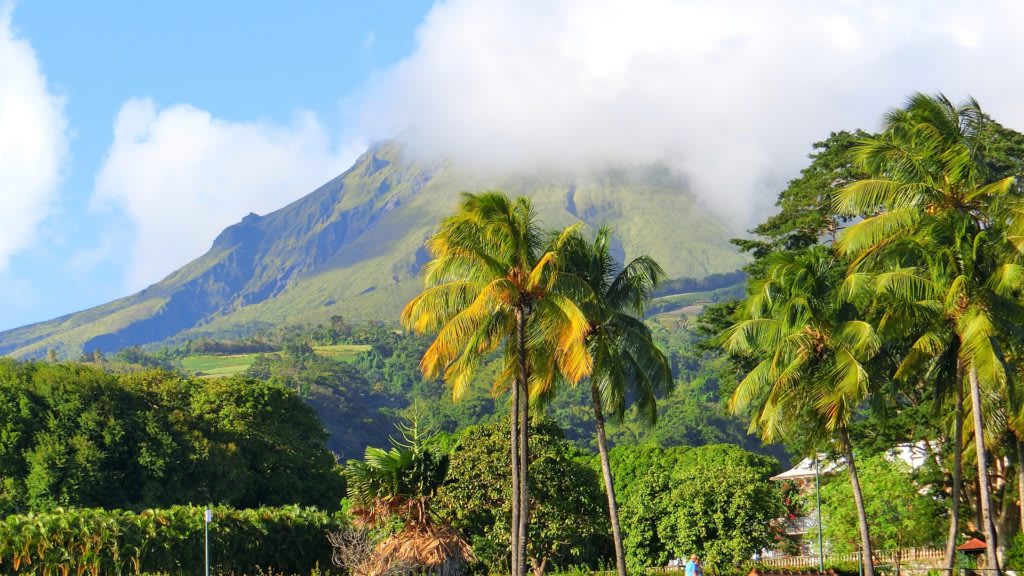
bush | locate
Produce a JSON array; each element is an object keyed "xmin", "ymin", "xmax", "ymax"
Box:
[
  {"xmin": 1006, "ymin": 532, "xmax": 1024, "ymax": 571},
  {"xmin": 0, "ymin": 505, "xmax": 346, "ymax": 575}
]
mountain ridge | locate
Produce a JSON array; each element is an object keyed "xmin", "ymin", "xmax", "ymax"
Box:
[{"xmin": 1, "ymin": 142, "xmax": 747, "ymax": 358}]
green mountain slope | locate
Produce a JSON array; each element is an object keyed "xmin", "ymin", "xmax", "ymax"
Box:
[{"xmin": 0, "ymin": 142, "xmax": 746, "ymax": 358}]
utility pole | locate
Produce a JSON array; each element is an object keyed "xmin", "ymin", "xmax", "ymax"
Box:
[
  {"xmin": 815, "ymin": 455, "xmax": 824, "ymax": 573},
  {"xmin": 205, "ymin": 508, "xmax": 212, "ymax": 576}
]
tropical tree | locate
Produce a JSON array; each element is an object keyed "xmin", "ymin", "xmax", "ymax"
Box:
[
  {"xmin": 835, "ymin": 93, "xmax": 1024, "ymax": 573},
  {"xmin": 720, "ymin": 246, "xmax": 882, "ymax": 576},
  {"xmin": 437, "ymin": 420, "xmax": 607, "ymax": 575},
  {"xmin": 401, "ymin": 191, "xmax": 592, "ymax": 576},
  {"xmin": 820, "ymin": 454, "xmax": 944, "ymax": 576},
  {"xmin": 561, "ymin": 226, "xmax": 673, "ymax": 576},
  {"xmin": 660, "ymin": 445, "xmax": 782, "ymax": 571},
  {"xmin": 346, "ymin": 418, "xmax": 474, "ymax": 576}
]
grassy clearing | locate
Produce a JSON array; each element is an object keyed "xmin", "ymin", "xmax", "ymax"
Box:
[
  {"xmin": 314, "ymin": 343, "xmax": 371, "ymax": 362},
  {"xmin": 179, "ymin": 345, "xmax": 370, "ymax": 377},
  {"xmin": 180, "ymin": 354, "xmax": 259, "ymax": 377}
]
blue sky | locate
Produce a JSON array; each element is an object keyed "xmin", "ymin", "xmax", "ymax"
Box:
[
  {"xmin": 3, "ymin": 0, "xmax": 1024, "ymax": 332},
  {"xmin": 0, "ymin": 1, "xmax": 432, "ymax": 330}
]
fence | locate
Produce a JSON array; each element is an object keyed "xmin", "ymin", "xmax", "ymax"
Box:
[{"xmin": 757, "ymin": 547, "xmax": 947, "ymax": 569}]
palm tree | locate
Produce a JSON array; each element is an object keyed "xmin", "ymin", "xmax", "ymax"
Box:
[
  {"xmin": 345, "ymin": 418, "xmax": 475, "ymax": 576},
  {"xmin": 721, "ymin": 246, "xmax": 881, "ymax": 576},
  {"xmin": 559, "ymin": 227, "xmax": 673, "ymax": 576},
  {"xmin": 835, "ymin": 93, "xmax": 1024, "ymax": 574},
  {"xmin": 401, "ymin": 191, "xmax": 591, "ymax": 576}
]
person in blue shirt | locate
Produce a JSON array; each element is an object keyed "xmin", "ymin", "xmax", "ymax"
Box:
[{"xmin": 685, "ymin": 555, "xmax": 703, "ymax": 576}]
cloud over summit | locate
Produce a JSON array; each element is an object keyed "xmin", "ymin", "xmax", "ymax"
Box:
[{"xmin": 357, "ymin": 0, "xmax": 1024, "ymax": 224}]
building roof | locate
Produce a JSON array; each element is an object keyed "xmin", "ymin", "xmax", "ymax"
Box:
[
  {"xmin": 771, "ymin": 455, "xmax": 843, "ymax": 481},
  {"xmin": 957, "ymin": 538, "xmax": 987, "ymax": 552},
  {"xmin": 771, "ymin": 441, "xmax": 939, "ymax": 482}
]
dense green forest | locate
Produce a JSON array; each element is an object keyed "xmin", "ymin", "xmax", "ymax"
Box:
[{"xmin": 39, "ymin": 277, "xmax": 768, "ymax": 464}]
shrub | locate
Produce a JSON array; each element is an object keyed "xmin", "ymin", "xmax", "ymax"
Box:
[{"xmin": 0, "ymin": 505, "xmax": 346, "ymax": 575}]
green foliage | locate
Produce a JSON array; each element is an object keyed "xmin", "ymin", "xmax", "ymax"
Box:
[
  {"xmin": 819, "ymin": 455, "xmax": 944, "ymax": 554},
  {"xmin": 346, "ymin": 417, "xmax": 450, "ymax": 523},
  {"xmin": 245, "ymin": 345, "xmax": 398, "ymax": 459},
  {"xmin": 560, "ymin": 225, "xmax": 673, "ymax": 424},
  {"xmin": 1004, "ymin": 532, "xmax": 1024, "ymax": 571},
  {"xmin": 660, "ymin": 445, "xmax": 781, "ymax": 571},
  {"xmin": 615, "ymin": 444, "xmax": 780, "ymax": 572},
  {"xmin": 617, "ymin": 448, "xmax": 679, "ymax": 571},
  {"xmin": 0, "ymin": 360, "xmax": 344, "ymax": 515},
  {"xmin": 0, "ymin": 505, "xmax": 345, "ymax": 575},
  {"xmin": 436, "ymin": 420, "xmax": 608, "ymax": 574}
]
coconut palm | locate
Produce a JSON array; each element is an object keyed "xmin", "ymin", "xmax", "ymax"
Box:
[
  {"xmin": 721, "ymin": 246, "xmax": 882, "ymax": 576},
  {"xmin": 835, "ymin": 93, "xmax": 1024, "ymax": 573},
  {"xmin": 559, "ymin": 226, "xmax": 673, "ymax": 576},
  {"xmin": 401, "ymin": 191, "xmax": 591, "ymax": 576}
]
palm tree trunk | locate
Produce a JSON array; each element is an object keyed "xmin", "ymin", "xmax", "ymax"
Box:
[
  {"xmin": 969, "ymin": 364, "xmax": 1000, "ymax": 574},
  {"xmin": 511, "ymin": 359, "xmax": 521, "ymax": 576},
  {"xmin": 841, "ymin": 427, "xmax": 875, "ymax": 576},
  {"xmin": 516, "ymin": 306, "xmax": 530, "ymax": 576},
  {"xmin": 519, "ymin": 383, "xmax": 530, "ymax": 576},
  {"xmin": 1016, "ymin": 437, "xmax": 1024, "ymax": 533},
  {"xmin": 944, "ymin": 376, "xmax": 964, "ymax": 576},
  {"xmin": 592, "ymin": 383, "xmax": 628, "ymax": 576}
]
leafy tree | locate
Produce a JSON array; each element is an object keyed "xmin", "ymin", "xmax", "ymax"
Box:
[
  {"xmin": 820, "ymin": 455, "xmax": 944, "ymax": 574},
  {"xmin": 659, "ymin": 445, "xmax": 781, "ymax": 571},
  {"xmin": 0, "ymin": 360, "xmax": 344, "ymax": 513},
  {"xmin": 437, "ymin": 420, "xmax": 607, "ymax": 575},
  {"xmin": 614, "ymin": 443, "xmax": 779, "ymax": 572},
  {"xmin": 560, "ymin": 226, "xmax": 673, "ymax": 576},
  {"xmin": 613, "ymin": 444, "xmax": 687, "ymax": 571},
  {"xmin": 189, "ymin": 376, "xmax": 343, "ymax": 508},
  {"xmin": 402, "ymin": 192, "xmax": 591, "ymax": 576}
]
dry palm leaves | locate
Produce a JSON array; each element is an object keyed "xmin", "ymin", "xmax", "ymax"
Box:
[{"xmin": 367, "ymin": 521, "xmax": 475, "ymax": 576}]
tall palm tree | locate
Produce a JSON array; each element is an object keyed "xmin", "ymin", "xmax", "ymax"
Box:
[
  {"xmin": 560, "ymin": 227, "xmax": 673, "ymax": 576},
  {"xmin": 721, "ymin": 246, "xmax": 881, "ymax": 576},
  {"xmin": 835, "ymin": 93, "xmax": 1024, "ymax": 573},
  {"xmin": 402, "ymin": 191, "xmax": 591, "ymax": 576}
]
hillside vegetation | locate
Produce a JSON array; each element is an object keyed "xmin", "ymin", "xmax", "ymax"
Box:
[{"xmin": 0, "ymin": 142, "xmax": 745, "ymax": 359}]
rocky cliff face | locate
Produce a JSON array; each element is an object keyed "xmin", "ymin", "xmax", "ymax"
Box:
[{"xmin": 1, "ymin": 142, "xmax": 746, "ymax": 357}]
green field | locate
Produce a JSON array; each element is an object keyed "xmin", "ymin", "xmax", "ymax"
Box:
[
  {"xmin": 180, "ymin": 353, "xmax": 259, "ymax": 377},
  {"xmin": 314, "ymin": 343, "xmax": 371, "ymax": 361},
  {"xmin": 179, "ymin": 344, "xmax": 371, "ymax": 377}
]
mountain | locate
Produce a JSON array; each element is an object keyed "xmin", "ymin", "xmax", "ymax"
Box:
[{"xmin": 0, "ymin": 142, "xmax": 747, "ymax": 358}]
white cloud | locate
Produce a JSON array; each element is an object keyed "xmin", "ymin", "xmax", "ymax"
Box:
[
  {"xmin": 0, "ymin": 2, "xmax": 66, "ymax": 272},
  {"xmin": 357, "ymin": 0, "xmax": 1024, "ymax": 225},
  {"xmin": 93, "ymin": 99, "xmax": 361, "ymax": 290}
]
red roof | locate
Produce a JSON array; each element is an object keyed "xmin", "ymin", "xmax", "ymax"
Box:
[{"xmin": 957, "ymin": 538, "xmax": 987, "ymax": 552}]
